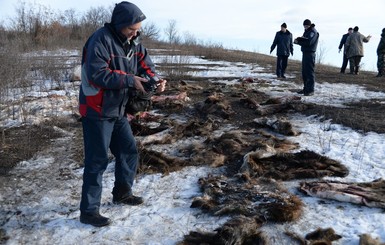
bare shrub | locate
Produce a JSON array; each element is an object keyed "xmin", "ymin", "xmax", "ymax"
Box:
[
  {"xmin": 141, "ymin": 21, "xmax": 160, "ymax": 41},
  {"xmin": 164, "ymin": 19, "xmax": 180, "ymax": 45}
]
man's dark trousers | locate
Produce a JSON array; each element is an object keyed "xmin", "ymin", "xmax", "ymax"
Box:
[
  {"xmin": 80, "ymin": 116, "xmax": 138, "ymax": 214},
  {"xmin": 340, "ymin": 53, "xmax": 349, "ymax": 73},
  {"xmin": 276, "ymin": 55, "xmax": 289, "ymax": 77},
  {"xmin": 302, "ymin": 52, "xmax": 316, "ymax": 94}
]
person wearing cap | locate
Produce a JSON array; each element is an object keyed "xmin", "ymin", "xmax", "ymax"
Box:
[
  {"xmin": 338, "ymin": 27, "xmax": 353, "ymax": 73},
  {"xmin": 78, "ymin": 1, "xmax": 167, "ymax": 227},
  {"xmin": 375, "ymin": 28, "xmax": 385, "ymax": 77},
  {"xmin": 294, "ymin": 19, "xmax": 319, "ymax": 96},
  {"xmin": 345, "ymin": 26, "xmax": 371, "ymax": 75},
  {"xmin": 270, "ymin": 22, "xmax": 294, "ymax": 78}
]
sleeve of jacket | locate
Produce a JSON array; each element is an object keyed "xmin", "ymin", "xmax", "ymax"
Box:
[
  {"xmin": 85, "ymin": 37, "xmax": 135, "ymax": 90},
  {"xmin": 290, "ymin": 33, "xmax": 294, "ymax": 54},
  {"xmin": 270, "ymin": 33, "xmax": 278, "ymax": 53},
  {"xmin": 338, "ymin": 35, "xmax": 345, "ymax": 49},
  {"xmin": 136, "ymin": 44, "xmax": 161, "ymax": 84}
]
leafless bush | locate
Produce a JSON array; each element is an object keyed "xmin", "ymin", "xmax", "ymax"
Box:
[
  {"xmin": 164, "ymin": 19, "xmax": 180, "ymax": 45},
  {"xmin": 0, "ymin": 48, "xmax": 31, "ymax": 104},
  {"xmin": 80, "ymin": 6, "xmax": 111, "ymax": 37},
  {"xmin": 316, "ymin": 40, "xmax": 328, "ymax": 64},
  {"xmin": 141, "ymin": 21, "xmax": 160, "ymax": 41}
]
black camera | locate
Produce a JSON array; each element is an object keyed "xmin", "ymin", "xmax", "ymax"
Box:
[{"xmin": 141, "ymin": 75, "xmax": 160, "ymax": 92}]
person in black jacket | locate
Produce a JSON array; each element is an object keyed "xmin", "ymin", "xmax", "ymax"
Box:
[
  {"xmin": 270, "ymin": 23, "xmax": 293, "ymax": 78},
  {"xmin": 376, "ymin": 28, "xmax": 385, "ymax": 77},
  {"xmin": 294, "ymin": 19, "xmax": 319, "ymax": 96},
  {"xmin": 78, "ymin": 1, "xmax": 167, "ymax": 227},
  {"xmin": 338, "ymin": 27, "xmax": 353, "ymax": 73}
]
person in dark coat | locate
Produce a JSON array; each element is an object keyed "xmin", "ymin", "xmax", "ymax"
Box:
[
  {"xmin": 345, "ymin": 26, "xmax": 371, "ymax": 75},
  {"xmin": 270, "ymin": 23, "xmax": 293, "ymax": 78},
  {"xmin": 78, "ymin": 1, "xmax": 167, "ymax": 227},
  {"xmin": 294, "ymin": 19, "xmax": 319, "ymax": 96},
  {"xmin": 376, "ymin": 28, "xmax": 385, "ymax": 77},
  {"xmin": 338, "ymin": 27, "xmax": 353, "ymax": 73}
]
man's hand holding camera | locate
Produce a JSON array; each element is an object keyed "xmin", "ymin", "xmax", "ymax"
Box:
[{"xmin": 133, "ymin": 76, "xmax": 167, "ymax": 94}]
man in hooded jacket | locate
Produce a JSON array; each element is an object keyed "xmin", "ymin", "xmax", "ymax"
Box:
[
  {"xmin": 78, "ymin": 1, "xmax": 166, "ymax": 227},
  {"xmin": 294, "ymin": 19, "xmax": 319, "ymax": 96},
  {"xmin": 270, "ymin": 23, "xmax": 294, "ymax": 78}
]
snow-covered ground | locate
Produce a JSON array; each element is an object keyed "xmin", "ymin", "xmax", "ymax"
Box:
[{"xmin": 1, "ymin": 53, "xmax": 385, "ymax": 244}]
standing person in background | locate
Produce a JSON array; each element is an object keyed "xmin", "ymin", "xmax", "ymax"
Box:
[
  {"xmin": 376, "ymin": 28, "xmax": 385, "ymax": 77},
  {"xmin": 78, "ymin": 1, "xmax": 167, "ymax": 227},
  {"xmin": 338, "ymin": 27, "xmax": 353, "ymax": 73},
  {"xmin": 345, "ymin": 26, "xmax": 371, "ymax": 75},
  {"xmin": 294, "ymin": 19, "xmax": 319, "ymax": 96},
  {"xmin": 270, "ymin": 22, "xmax": 293, "ymax": 78}
]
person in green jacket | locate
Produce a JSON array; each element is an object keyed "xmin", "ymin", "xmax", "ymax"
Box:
[{"xmin": 376, "ymin": 28, "xmax": 385, "ymax": 77}]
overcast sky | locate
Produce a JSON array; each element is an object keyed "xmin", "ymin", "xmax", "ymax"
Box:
[{"xmin": 1, "ymin": 0, "xmax": 385, "ymax": 71}]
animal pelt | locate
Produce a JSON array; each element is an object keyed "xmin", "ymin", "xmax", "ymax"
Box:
[
  {"xmin": 176, "ymin": 80, "xmax": 205, "ymax": 91},
  {"xmin": 299, "ymin": 178, "xmax": 385, "ymax": 208},
  {"xmin": 359, "ymin": 233, "xmax": 385, "ymax": 245},
  {"xmin": 255, "ymin": 95, "xmax": 306, "ymax": 116},
  {"xmin": 191, "ymin": 175, "xmax": 303, "ymax": 222},
  {"xmin": 241, "ymin": 150, "xmax": 349, "ymax": 180},
  {"xmin": 195, "ymin": 92, "xmax": 234, "ymax": 119},
  {"xmin": 253, "ymin": 116, "xmax": 299, "ymax": 136},
  {"xmin": 138, "ymin": 147, "xmax": 190, "ymax": 175},
  {"xmin": 179, "ymin": 216, "xmax": 268, "ymax": 245},
  {"xmin": 285, "ymin": 227, "xmax": 342, "ymax": 245},
  {"xmin": 171, "ymin": 118, "xmax": 220, "ymax": 138},
  {"xmin": 305, "ymin": 227, "xmax": 342, "ymax": 245},
  {"xmin": 130, "ymin": 119, "xmax": 169, "ymax": 136},
  {"xmin": 261, "ymin": 95, "xmax": 302, "ymax": 105}
]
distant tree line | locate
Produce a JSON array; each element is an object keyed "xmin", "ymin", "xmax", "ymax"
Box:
[{"xmin": 0, "ymin": 1, "xmax": 227, "ymax": 52}]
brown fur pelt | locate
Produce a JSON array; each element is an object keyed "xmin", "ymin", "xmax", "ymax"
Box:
[
  {"xmin": 191, "ymin": 175, "xmax": 303, "ymax": 222},
  {"xmin": 255, "ymin": 95, "xmax": 306, "ymax": 116},
  {"xmin": 130, "ymin": 119, "xmax": 169, "ymax": 136},
  {"xmin": 300, "ymin": 178, "xmax": 385, "ymax": 208},
  {"xmin": 194, "ymin": 92, "xmax": 234, "ymax": 119},
  {"xmin": 285, "ymin": 227, "xmax": 342, "ymax": 245},
  {"xmin": 305, "ymin": 227, "xmax": 342, "ymax": 244},
  {"xmin": 242, "ymin": 150, "xmax": 349, "ymax": 180},
  {"xmin": 179, "ymin": 216, "xmax": 268, "ymax": 245},
  {"xmin": 253, "ymin": 117, "xmax": 299, "ymax": 136},
  {"xmin": 138, "ymin": 147, "xmax": 189, "ymax": 175},
  {"xmin": 204, "ymin": 129, "xmax": 299, "ymax": 166}
]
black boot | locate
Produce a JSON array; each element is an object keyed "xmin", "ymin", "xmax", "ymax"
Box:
[
  {"xmin": 376, "ymin": 72, "xmax": 383, "ymax": 77},
  {"xmin": 354, "ymin": 66, "xmax": 360, "ymax": 75},
  {"xmin": 112, "ymin": 186, "xmax": 144, "ymax": 206},
  {"xmin": 80, "ymin": 212, "xmax": 111, "ymax": 227}
]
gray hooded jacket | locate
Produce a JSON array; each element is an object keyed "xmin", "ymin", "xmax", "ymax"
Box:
[{"xmin": 79, "ymin": 2, "xmax": 160, "ymax": 119}]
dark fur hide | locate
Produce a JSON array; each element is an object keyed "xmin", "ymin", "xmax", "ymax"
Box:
[
  {"xmin": 191, "ymin": 175, "xmax": 303, "ymax": 222},
  {"xmin": 242, "ymin": 150, "xmax": 349, "ymax": 180},
  {"xmin": 285, "ymin": 227, "xmax": 342, "ymax": 245},
  {"xmin": 253, "ymin": 117, "xmax": 299, "ymax": 136},
  {"xmin": 180, "ymin": 216, "xmax": 267, "ymax": 245},
  {"xmin": 195, "ymin": 92, "xmax": 235, "ymax": 119}
]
